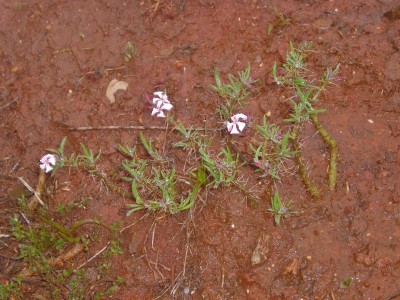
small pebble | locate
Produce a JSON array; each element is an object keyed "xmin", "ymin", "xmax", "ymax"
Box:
[{"xmin": 368, "ymin": 119, "xmax": 374, "ymax": 124}]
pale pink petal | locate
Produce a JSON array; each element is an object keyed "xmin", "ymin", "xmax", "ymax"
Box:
[
  {"xmin": 156, "ymin": 110, "xmax": 166, "ymax": 118},
  {"xmin": 237, "ymin": 121, "xmax": 246, "ymax": 132},
  {"xmin": 48, "ymin": 155, "xmax": 56, "ymax": 166},
  {"xmin": 45, "ymin": 164, "xmax": 53, "ymax": 173},
  {"xmin": 161, "ymin": 102, "xmax": 173, "ymax": 111},
  {"xmin": 151, "ymin": 107, "xmax": 161, "ymax": 116},
  {"xmin": 226, "ymin": 122, "xmax": 234, "ymax": 132},
  {"xmin": 229, "ymin": 125, "xmax": 240, "ymax": 134},
  {"xmin": 152, "ymin": 98, "xmax": 160, "ymax": 105},
  {"xmin": 231, "ymin": 115, "xmax": 238, "ymax": 123},
  {"xmin": 235, "ymin": 113, "xmax": 248, "ymax": 121},
  {"xmin": 154, "ymin": 91, "xmax": 168, "ymax": 102}
]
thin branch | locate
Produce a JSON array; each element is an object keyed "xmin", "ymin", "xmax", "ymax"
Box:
[
  {"xmin": 75, "ymin": 66, "xmax": 126, "ymax": 87},
  {"xmin": 76, "ymin": 242, "xmax": 109, "ymax": 270},
  {"xmin": 69, "ymin": 125, "xmax": 223, "ymax": 132},
  {"xmin": 0, "ymin": 97, "xmax": 18, "ymax": 110},
  {"xmin": 17, "ymin": 176, "xmax": 46, "ymax": 207}
]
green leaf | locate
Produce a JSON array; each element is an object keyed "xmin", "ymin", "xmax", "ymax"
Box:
[{"xmin": 340, "ymin": 277, "xmax": 352, "ymax": 289}]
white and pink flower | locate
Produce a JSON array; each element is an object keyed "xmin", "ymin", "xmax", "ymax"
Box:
[
  {"xmin": 151, "ymin": 91, "xmax": 173, "ymax": 118},
  {"xmin": 39, "ymin": 154, "xmax": 56, "ymax": 173},
  {"xmin": 226, "ymin": 113, "xmax": 248, "ymax": 134}
]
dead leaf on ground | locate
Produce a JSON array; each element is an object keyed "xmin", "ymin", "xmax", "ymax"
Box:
[
  {"xmin": 251, "ymin": 232, "xmax": 271, "ymax": 266},
  {"xmin": 106, "ymin": 79, "xmax": 128, "ymax": 103},
  {"xmin": 283, "ymin": 258, "xmax": 299, "ymax": 275}
]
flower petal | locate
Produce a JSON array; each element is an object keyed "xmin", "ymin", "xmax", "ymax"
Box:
[
  {"xmin": 226, "ymin": 122, "xmax": 234, "ymax": 132},
  {"xmin": 235, "ymin": 113, "xmax": 248, "ymax": 121},
  {"xmin": 45, "ymin": 164, "xmax": 53, "ymax": 173},
  {"xmin": 156, "ymin": 110, "xmax": 166, "ymax": 118},
  {"xmin": 48, "ymin": 155, "xmax": 56, "ymax": 166},
  {"xmin": 153, "ymin": 97, "xmax": 162, "ymax": 105},
  {"xmin": 237, "ymin": 121, "xmax": 246, "ymax": 132},
  {"xmin": 229, "ymin": 125, "xmax": 240, "ymax": 134},
  {"xmin": 151, "ymin": 107, "xmax": 161, "ymax": 116},
  {"xmin": 154, "ymin": 91, "xmax": 168, "ymax": 102},
  {"xmin": 161, "ymin": 103, "xmax": 173, "ymax": 111}
]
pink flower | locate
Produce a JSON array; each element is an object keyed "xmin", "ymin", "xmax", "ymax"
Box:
[
  {"xmin": 151, "ymin": 91, "xmax": 173, "ymax": 118},
  {"xmin": 40, "ymin": 154, "xmax": 56, "ymax": 173},
  {"xmin": 227, "ymin": 113, "xmax": 248, "ymax": 134},
  {"xmin": 254, "ymin": 160, "xmax": 270, "ymax": 175}
]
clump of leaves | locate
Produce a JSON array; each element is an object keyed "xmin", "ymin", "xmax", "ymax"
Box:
[
  {"xmin": 199, "ymin": 146, "xmax": 240, "ymax": 188},
  {"xmin": 267, "ymin": 7, "xmax": 292, "ymax": 35},
  {"xmin": 46, "ymin": 137, "xmax": 101, "ymax": 175},
  {"xmin": 251, "ymin": 116, "xmax": 297, "ymax": 180},
  {"xmin": 173, "ymin": 120, "xmax": 206, "ymax": 154},
  {"xmin": 211, "ymin": 64, "xmax": 256, "ymax": 119},
  {"xmin": 267, "ymin": 192, "xmax": 297, "ymax": 225},
  {"xmin": 94, "ymin": 276, "xmax": 126, "ymax": 299},
  {"xmin": 122, "ymin": 133, "xmax": 207, "ymax": 215}
]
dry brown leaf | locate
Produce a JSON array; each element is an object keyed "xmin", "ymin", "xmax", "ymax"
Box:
[
  {"xmin": 251, "ymin": 232, "xmax": 271, "ymax": 266},
  {"xmin": 106, "ymin": 79, "xmax": 128, "ymax": 103},
  {"xmin": 283, "ymin": 258, "xmax": 299, "ymax": 275}
]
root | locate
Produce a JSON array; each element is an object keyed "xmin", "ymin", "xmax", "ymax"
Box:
[
  {"xmin": 310, "ymin": 114, "xmax": 338, "ymax": 191},
  {"xmin": 27, "ymin": 171, "xmax": 47, "ymax": 210}
]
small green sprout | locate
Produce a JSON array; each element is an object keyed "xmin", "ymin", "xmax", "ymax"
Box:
[
  {"xmin": 267, "ymin": 8, "xmax": 291, "ymax": 35},
  {"xmin": 123, "ymin": 41, "xmax": 137, "ymax": 62},
  {"xmin": 140, "ymin": 132, "xmax": 160, "ymax": 160},
  {"xmin": 340, "ymin": 276, "xmax": 353, "ymax": 289},
  {"xmin": 173, "ymin": 121, "xmax": 204, "ymax": 153},
  {"xmin": 80, "ymin": 143, "xmax": 101, "ymax": 168},
  {"xmin": 118, "ymin": 144, "xmax": 136, "ymax": 158},
  {"xmin": 267, "ymin": 192, "xmax": 297, "ymax": 225},
  {"xmin": 273, "ymin": 7, "xmax": 291, "ymax": 26}
]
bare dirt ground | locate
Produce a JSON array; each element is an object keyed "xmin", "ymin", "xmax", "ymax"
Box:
[{"xmin": 1, "ymin": 0, "xmax": 400, "ymax": 299}]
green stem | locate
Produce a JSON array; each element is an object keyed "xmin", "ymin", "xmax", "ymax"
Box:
[
  {"xmin": 310, "ymin": 114, "xmax": 338, "ymax": 191},
  {"xmin": 233, "ymin": 181, "xmax": 259, "ymax": 207},
  {"xmin": 179, "ymin": 166, "xmax": 207, "ymax": 211},
  {"xmin": 39, "ymin": 216, "xmax": 111, "ymax": 243},
  {"xmin": 38, "ymin": 216, "xmax": 78, "ymax": 243},
  {"xmin": 291, "ymin": 125, "xmax": 321, "ymax": 198}
]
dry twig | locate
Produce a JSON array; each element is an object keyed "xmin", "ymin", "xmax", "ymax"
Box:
[
  {"xmin": 0, "ymin": 97, "xmax": 18, "ymax": 110},
  {"xmin": 69, "ymin": 125, "xmax": 222, "ymax": 131}
]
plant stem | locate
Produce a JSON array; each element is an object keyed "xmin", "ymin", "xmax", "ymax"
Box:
[
  {"xmin": 310, "ymin": 114, "xmax": 338, "ymax": 191},
  {"xmin": 291, "ymin": 125, "xmax": 321, "ymax": 198},
  {"xmin": 233, "ymin": 181, "xmax": 259, "ymax": 207}
]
